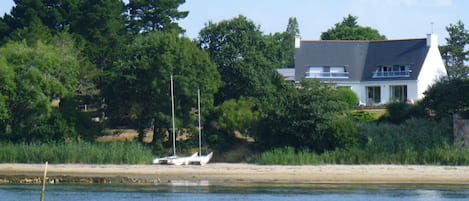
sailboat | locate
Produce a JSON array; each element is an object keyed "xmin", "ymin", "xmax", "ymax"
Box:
[
  {"xmin": 153, "ymin": 75, "xmax": 197, "ymax": 165},
  {"xmin": 188, "ymin": 89, "xmax": 213, "ymax": 166}
]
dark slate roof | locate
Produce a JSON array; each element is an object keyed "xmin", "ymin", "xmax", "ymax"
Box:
[
  {"xmin": 362, "ymin": 38, "xmax": 428, "ymax": 81},
  {"xmin": 294, "ymin": 38, "xmax": 429, "ymax": 82}
]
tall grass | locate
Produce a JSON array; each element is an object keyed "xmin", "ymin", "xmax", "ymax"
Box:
[
  {"xmin": 0, "ymin": 142, "xmax": 154, "ymax": 164},
  {"xmin": 256, "ymin": 118, "xmax": 469, "ymax": 165},
  {"xmin": 256, "ymin": 145, "xmax": 469, "ymax": 165}
]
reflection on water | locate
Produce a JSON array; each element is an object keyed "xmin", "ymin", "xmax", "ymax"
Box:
[{"xmin": 1, "ymin": 183, "xmax": 469, "ymax": 201}]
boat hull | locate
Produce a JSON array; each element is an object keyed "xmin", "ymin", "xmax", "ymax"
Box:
[{"xmin": 189, "ymin": 152, "xmax": 213, "ymax": 166}]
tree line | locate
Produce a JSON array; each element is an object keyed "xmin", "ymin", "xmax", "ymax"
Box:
[{"xmin": 0, "ymin": 1, "xmax": 468, "ymax": 156}]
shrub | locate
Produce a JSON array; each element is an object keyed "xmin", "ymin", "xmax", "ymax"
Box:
[
  {"xmin": 349, "ymin": 110, "xmax": 377, "ymax": 122},
  {"xmin": 328, "ymin": 118, "xmax": 358, "ymax": 149},
  {"xmin": 337, "ymin": 88, "xmax": 359, "ymax": 109},
  {"xmin": 381, "ymin": 102, "xmax": 425, "ymax": 123}
]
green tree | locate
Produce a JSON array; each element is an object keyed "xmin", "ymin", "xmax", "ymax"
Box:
[
  {"xmin": 105, "ymin": 32, "xmax": 221, "ymax": 151},
  {"xmin": 264, "ymin": 17, "xmax": 299, "ymax": 68},
  {"xmin": 0, "ymin": 40, "xmax": 81, "ymax": 142},
  {"xmin": 126, "ymin": 0, "xmax": 188, "ymax": 34},
  {"xmin": 321, "ymin": 14, "xmax": 386, "ymax": 40},
  {"xmin": 421, "ymin": 78, "xmax": 469, "ymax": 119},
  {"xmin": 0, "ymin": 0, "xmax": 83, "ymax": 44},
  {"xmin": 255, "ymin": 79, "xmax": 352, "ymax": 152},
  {"xmin": 440, "ymin": 21, "xmax": 469, "ymax": 79},
  {"xmin": 205, "ymin": 97, "xmax": 260, "ymax": 150},
  {"xmin": 198, "ymin": 15, "xmax": 282, "ymax": 104},
  {"xmin": 74, "ymin": 0, "xmax": 127, "ymax": 71}
]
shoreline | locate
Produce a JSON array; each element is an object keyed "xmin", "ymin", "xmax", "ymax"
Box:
[{"xmin": 1, "ymin": 163, "xmax": 469, "ymax": 185}]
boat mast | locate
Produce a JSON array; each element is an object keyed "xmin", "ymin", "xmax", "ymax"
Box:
[
  {"xmin": 198, "ymin": 88, "xmax": 202, "ymax": 156},
  {"xmin": 171, "ymin": 75, "xmax": 176, "ymax": 156}
]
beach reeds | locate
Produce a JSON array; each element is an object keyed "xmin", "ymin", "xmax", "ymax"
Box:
[{"xmin": 0, "ymin": 142, "xmax": 154, "ymax": 164}]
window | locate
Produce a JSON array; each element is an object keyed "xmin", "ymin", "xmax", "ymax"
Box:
[
  {"xmin": 305, "ymin": 66, "xmax": 349, "ymax": 78},
  {"xmin": 373, "ymin": 64, "xmax": 412, "ymax": 78},
  {"xmin": 390, "ymin": 85, "xmax": 407, "ymax": 102},
  {"xmin": 367, "ymin": 86, "xmax": 381, "ymax": 104}
]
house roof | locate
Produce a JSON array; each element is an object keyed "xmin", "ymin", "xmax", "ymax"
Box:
[
  {"xmin": 294, "ymin": 38, "xmax": 430, "ymax": 82},
  {"xmin": 276, "ymin": 68, "xmax": 295, "ymax": 81}
]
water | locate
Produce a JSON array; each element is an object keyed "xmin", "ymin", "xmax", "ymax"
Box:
[{"xmin": 1, "ymin": 183, "xmax": 469, "ymax": 201}]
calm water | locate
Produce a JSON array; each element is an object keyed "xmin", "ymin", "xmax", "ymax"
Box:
[{"xmin": 1, "ymin": 183, "xmax": 469, "ymax": 201}]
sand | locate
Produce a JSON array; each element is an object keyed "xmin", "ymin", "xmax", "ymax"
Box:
[{"xmin": 1, "ymin": 163, "xmax": 469, "ymax": 185}]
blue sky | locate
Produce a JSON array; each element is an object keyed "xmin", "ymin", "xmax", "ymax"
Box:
[{"xmin": 1, "ymin": 0, "xmax": 468, "ymax": 45}]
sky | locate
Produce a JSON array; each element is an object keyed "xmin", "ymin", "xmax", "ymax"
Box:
[{"xmin": 1, "ymin": 0, "xmax": 468, "ymax": 45}]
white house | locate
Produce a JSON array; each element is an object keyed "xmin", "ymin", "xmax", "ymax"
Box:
[{"xmin": 291, "ymin": 34, "xmax": 447, "ymax": 105}]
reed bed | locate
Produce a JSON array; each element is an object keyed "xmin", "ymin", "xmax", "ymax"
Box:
[
  {"xmin": 256, "ymin": 118, "xmax": 469, "ymax": 165},
  {"xmin": 0, "ymin": 142, "xmax": 154, "ymax": 164},
  {"xmin": 255, "ymin": 145, "xmax": 469, "ymax": 165}
]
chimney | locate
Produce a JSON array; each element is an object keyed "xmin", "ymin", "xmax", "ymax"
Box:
[
  {"xmin": 295, "ymin": 38, "xmax": 301, "ymax": 48},
  {"xmin": 426, "ymin": 34, "xmax": 438, "ymax": 47}
]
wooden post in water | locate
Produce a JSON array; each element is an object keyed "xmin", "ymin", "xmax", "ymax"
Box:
[{"xmin": 40, "ymin": 161, "xmax": 48, "ymax": 201}]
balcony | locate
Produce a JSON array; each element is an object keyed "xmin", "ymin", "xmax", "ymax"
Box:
[
  {"xmin": 305, "ymin": 72, "xmax": 349, "ymax": 79},
  {"xmin": 372, "ymin": 71, "xmax": 410, "ymax": 78}
]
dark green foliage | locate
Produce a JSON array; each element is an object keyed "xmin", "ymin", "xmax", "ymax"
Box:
[
  {"xmin": 421, "ymin": 78, "xmax": 469, "ymax": 118},
  {"xmin": 215, "ymin": 97, "xmax": 260, "ymax": 137},
  {"xmin": 321, "ymin": 14, "xmax": 386, "ymax": 40},
  {"xmin": 74, "ymin": 0, "xmax": 127, "ymax": 71},
  {"xmin": 198, "ymin": 15, "xmax": 283, "ymax": 104},
  {"xmin": 357, "ymin": 118, "xmax": 452, "ymax": 153},
  {"xmin": 440, "ymin": 20, "xmax": 469, "ymax": 79},
  {"xmin": 327, "ymin": 118, "xmax": 358, "ymax": 149},
  {"xmin": 105, "ymin": 32, "xmax": 221, "ymax": 150},
  {"xmin": 127, "ymin": 0, "xmax": 188, "ymax": 34},
  {"xmin": 380, "ymin": 102, "xmax": 425, "ymax": 123},
  {"xmin": 204, "ymin": 97, "xmax": 259, "ymax": 151},
  {"xmin": 255, "ymin": 79, "xmax": 350, "ymax": 152},
  {"xmin": 257, "ymin": 118, "xmax": 456, "ymax": 165},
  {"xmin": 337, "ymin": 88, "xmax": 359, "ymax": 109},
  {"xmin": 264, "ymin": 17, "xmax": 299, "ymax": 68},
  {"xmin": 0, "ymin": 40, "xmax": 82, "ymax": 142},
  {"xmin": 349, "ymin": 110, "xmax": 377, "ymax": 122}
]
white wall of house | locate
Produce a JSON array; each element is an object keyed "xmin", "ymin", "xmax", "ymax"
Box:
[
  {"xmin": 355, "ymin": 80, "xmax": 418, "ymax": 105},
  {"xmin": 417, "ymin": 34, "xmax": 448, "ymax": 99},
  {"xmin": 336, "ymin": 81, "xmax": 419, "ymax": 105}
]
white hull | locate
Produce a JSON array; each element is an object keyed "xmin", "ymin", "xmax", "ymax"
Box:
[
  {"xmin": 167, "ymin": 152, "xmax": 198, "ymax": 165},
  {"xmin": 189, "ymin": 152, "xmax": 213, "ymax": 166},
  {"xmin": 152, "ymin": 155, "xmax": 177, "ymax": 164}
]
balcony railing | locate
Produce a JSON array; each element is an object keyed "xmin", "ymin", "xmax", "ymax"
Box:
[
  {"xmin": 372, "ymin": 71, "xmax": 410, "ymax": 78},
  {"xmin": 305, "ymin": 72, "xmax": 349, "ymax": 78}
]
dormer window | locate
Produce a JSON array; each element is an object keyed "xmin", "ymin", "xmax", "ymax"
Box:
[
  {"xmin": 373, "ymin": 64, "xmax": 412, "ymax": 78},
  {"xmin": 305, "ymin": 66, "xmax": 349, "ymax": 79}
]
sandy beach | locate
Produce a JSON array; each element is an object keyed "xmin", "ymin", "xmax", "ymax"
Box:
[{"xmin": 1, "ymin": 163, "xmax": 469, "ymax": 185}]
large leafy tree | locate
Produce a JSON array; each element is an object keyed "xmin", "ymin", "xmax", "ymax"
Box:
[
  {"xmin": 1, "ymin": 0, "xmax": 127, "ymax": 69},
  {"xmin": 321, "ymin": 14, "xmax": 386, "ymax": 40},
  {"xmin": 105, "ymin": 32, "xmax": 221, "ymax": 152},
  {"xmin": 264, "ymin": 17, "xmax": 299, "ymax": 68},
  {"xmin": 0, "ymin": 0, "xmax": 81, "ymax": 44},
  {"xmin": 198, "ymin": 15, "xmax": 283, "ymax": 104},
  {"xmin": 440, "ymin": 21, "xmax": 469, "ymax": 79},
  {"xmin": 255, "ymin": 80, "xmax": 354, "ymax": 152},
  {"xmin": 0, "ymin": 40, "xmax": 81, "ymax": 142},
  {"xmin": 74, "ymin": 0, "xmax": 127, "ymax": 71},
  {"xmin": 126, "ymin": 0, "xmax": 188, "ymax": 34},
  {"xmin": 0, "ymin": 0, "xmax": 126, "ymax": 106},
  {"xmin": 421, "ymin": 78, "xmax": 469, "ymax": 119}
]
